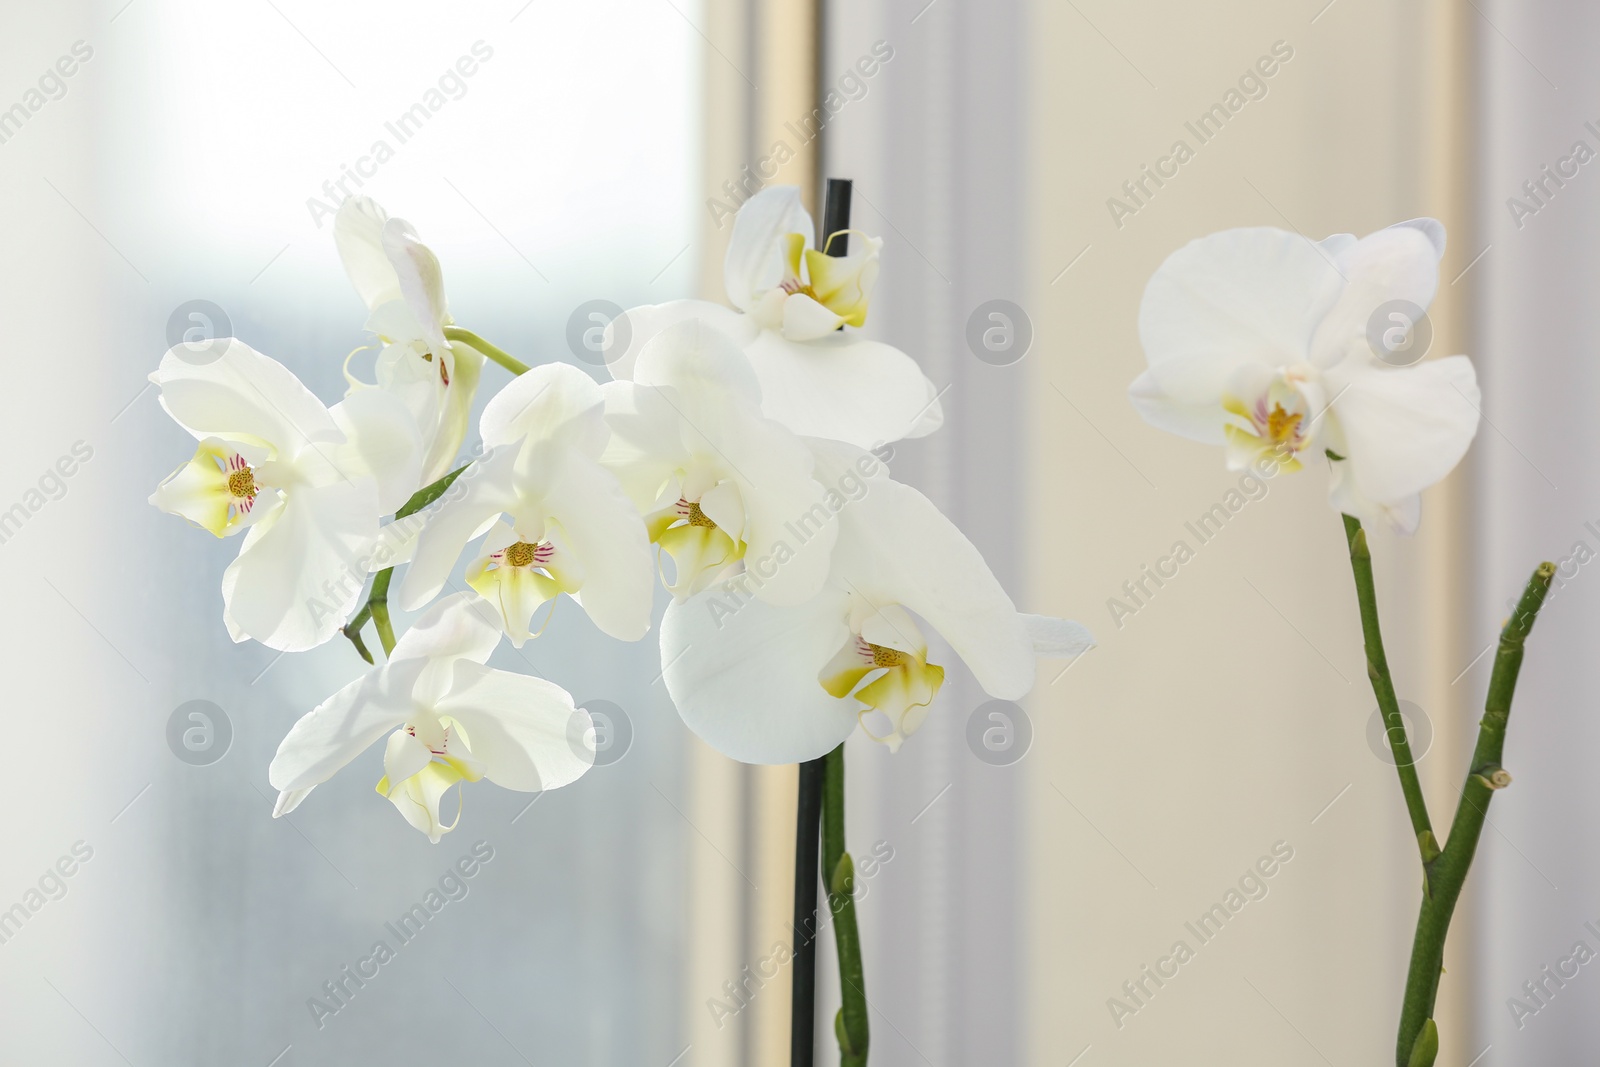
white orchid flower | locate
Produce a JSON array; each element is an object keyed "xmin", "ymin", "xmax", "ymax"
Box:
[
  {"xmin": 398, "ymin": 362, "xmax": 654, "ymax": 645},
  {"xmin": 149, "ymin": 339, "xmax": 420, "ymax": 651},
  {"xmin": 335, "ymin": 195, "xmax": 484, "ymax": 485},
  {"xmin": 600, "ymin": 319, "xmax": 839, "ymax": 607},
  {"xmin": 269, "ymin": 593, "xmax": 592, "ymax": 842},
  {"xmin": 1129, "ymin": 219, "xmax": 1481, "ymax": 533},
  {"xmin": 606, "ymin": 186, "xmax": 943, "ymax": 450},
  {"xmin": 659, "ymin": 439, "xmax": 1092, "ymax": 762}
]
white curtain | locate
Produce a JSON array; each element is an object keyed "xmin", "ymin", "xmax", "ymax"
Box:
[{"xmin": 1475, "ymin": 2, "xmax": 1600, "ymax": 1059}]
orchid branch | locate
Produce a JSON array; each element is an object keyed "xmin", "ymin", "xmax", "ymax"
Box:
[
  {"xmin": 368, "ymin": 569, "xmax": 396, "ymax": 657},
  {"xmin": 341, "ymin": 465, "xmax": 470, "ymax": 661},
  {"xmin": 342, "ymin": 603, "xmax": 375, "ymax": 664},
  {"xmin": 1341, "ymin": 515, "xmax": 1438, "ymax": 864},
  {"xmin": 1342, "ymin": 514, "xmax": 1553, "ymax": 1065},
  {"xmin": 1392, "ymin": 560, "xmax": 1553, "ymax": 1067},
  {"xmin": 822, "ymin": 743, "xmax": 868, "ymax": 1067},
  {"xmin": 443, "ymin": 326, "xmax": 530, "ymax": 376}
]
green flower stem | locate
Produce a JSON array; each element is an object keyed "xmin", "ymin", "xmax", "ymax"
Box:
[
  {"xmin": 340, "ymin": 465, "xmax": 469, "ymax": 661},
  {"xmin": 443, "ymin": 326, "xmax": 530, "ymax": 376},
  {"xmin": 1392, "ymin": 560, "xmax": 1554, "ymax": 1067},
  {"xmin": 341, "ymin": 602, "xmax": 375, "ymax": 664},
  {"xmin": 368, "ymin": 568, "xmax": 396, "ymax": 657},
  {"xmin": 1342, "ymin": 515, "xmax": 1438, "ymax": 863},
  {"xmin": 822, "ymin": 743, "xmax": 868, "ymax": 1066}
]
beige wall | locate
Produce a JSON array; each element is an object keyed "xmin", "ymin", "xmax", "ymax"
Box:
[{"xmin": 1025, "ymin": 1, "xmax": 1476, "ymax": 1063}]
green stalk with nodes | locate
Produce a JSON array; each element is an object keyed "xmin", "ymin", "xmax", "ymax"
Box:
[{"xmin": 1340, "ymin": 514, "xmax": 1553, "ymax": 1067}]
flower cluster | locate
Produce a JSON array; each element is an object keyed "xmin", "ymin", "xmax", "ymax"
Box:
[{"xmin": 150, "ymin": 186, "xmax": 1091, "ymax": 840}]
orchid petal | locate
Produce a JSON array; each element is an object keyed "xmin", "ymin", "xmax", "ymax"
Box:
[
  {"xmin": 1328, "ymin": 461, "xmax": 1423, "ymax": 534},
  {"xmin": 604, "ymin": 300, "xmax": 758, "ymax": 382},
  {"xmin": 424, "ymin": 341, "xmax": 482, "ymax": 485},
  {"xmin": 661, "ymin": 588, "xmax": 857, "ymax": 764},
  {"xmin": 854, "ymin": 601, "xmax": 924, "ymax": 656},
  {"xmin": 381, "ymin": 762, "xmax": 466, "ymax": 843},
  {"xmin": 1310, "ymin": 223, "xmax": 1443, "ymax": 368},
  {"xmin": 382, "ymin": 729, "xmax": 434, "ymax": 788},
  {"xmin": 153, "ymin": 339, "xmax": 341, "ymax": 458},
  {"xmin": 433, "ymin": 660, "xmax": 591, "ymax": 791},
  {"xmin": 368, "ymin": 337, "xmax": 443, "ymax": 424},
  {"xmin": 697, "ymin": 481, "xmax": 746, "ymax": 541},
  {"xmin": 742, "ymin": 331, "xmax": 943, "ymax": 448},
  {"xmin": 533, "ymin": 449, "xmax": 655, "ymax": 641},
  {"xmin": 779, "ymin": 293, "xmax": 845, "ymax": 341},
  {"xmin": 817, "ymin": 440, "xmax": 1035, "ymax": 698},
  {"xmin": 657, "ymin": 522, "xmax": 742, "ymax": 600},
  {"xmin": 632, "ymin": 318, "xmax": 762, "ymax": 407},
  {"xmin": 273, "ymin": 787, "xmax": 315, "ymax": 817},
  {"xmin": 1319, "ymin": 233, "xmax": 1359, "ymax": 258},
  {"xmin": 1128, "ymin": 368, "xmax": 1227, "ymax": 444},
  {"xmin": 804, "ymin": 234, "xmax": 881, "ymax": 325},
  {"xmin": 1391, "ymin": 217, "xmax": 1446, "ymax": 258},
  {"xmin": 480, "ymin": 361, "xmax": 608, "ymax": 453},
  {"xmin": 382, "ymin": 218, "xmax": 451, "ymax": 355},
  {"xmin": 1021, "ymin": 614, "xmax": 1095, "ymax": 659},
  {"xmin": 724, "ymin": 185, "xmax": 813, "ymax": 311},
  {"xmin": 637, "ymin": 321, "xmax": 837, "ymax": 604},
  {"xmin": 1323, "ymin": 354, "xmax": 1480, "ymax": 504},
  {"xmin": 1138, "ymin": 227, "xmax": 1345, "ymax": 404},
  {"xmin": 713, "ymin": 418, "xmax": 836, "ymax": 607},
  {"xmin": 268, "ymin": 659, "xmax": 425, "ymax": 795},
  {"xmin": 334, "ymin": 195, "xmax": 400, "ymax": 311},
  {"xmin": 364, "ymin": 299, "xmax": 430, "ymax": 348},
  {"xmin": 331, "ymin": 387, "xmax": 423, "ymax": 514},
  {"xmin": 220, "ymin": 479, "xmax": 378, "ymax": 651},
  {"xmin": 390, "ymin": 591, "xmax": 504, "ymax": 666},
  {"xmin": 598, "ymin": 380, "xmax": 692, "ymax": 510}
]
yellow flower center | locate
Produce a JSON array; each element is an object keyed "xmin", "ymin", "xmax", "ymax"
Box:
[
  {"xmin": 820, "ymin": 634, "xmax": 947, "ymax": 753},
  {"xmin": 227, "ymin": 467, "xmax": 257, "ymax": 499},
  {"xmin": 503, "ymin": 541, "xmax": 538, "ymax": 568},
  {"xmin": 1264, "ymin": 403, "xmax": 1303, "ymax": 448},
  {"xmin": 779, "ymin": 275, "xmax": 820, "ymax": 302},
  {"xmin": 869, "ymin": 643, "xmax": 910, "ymax": 668},
  {"xmin": 1222, "ymin": 386, "xmax": 1314, "ymax": 476},
  {"xmin": 685, "ymin": 501, "xmax": 718, "ymax": 528}
]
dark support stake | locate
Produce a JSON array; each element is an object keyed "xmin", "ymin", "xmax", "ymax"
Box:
[
  {"xmin": 790, "ymin": 176, "xmax": 853, "ymax": 1067},
  {"xmin": 790, "ymin": 757, "xmax": 826, "ymax": 1066},
  {"xmin": 820, "ymin": 177, "xmax": 853, "ymax": 257}
]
